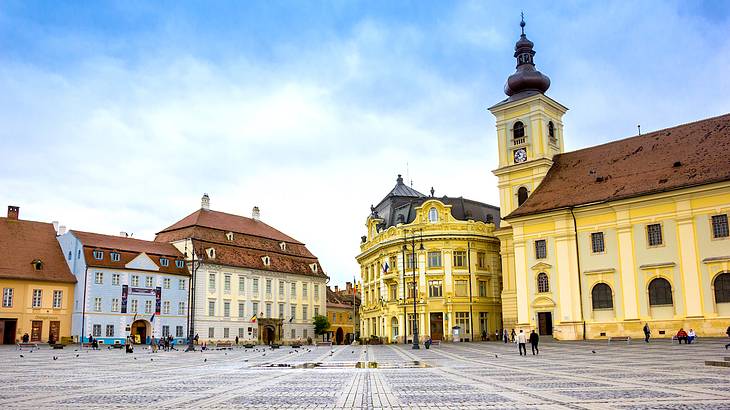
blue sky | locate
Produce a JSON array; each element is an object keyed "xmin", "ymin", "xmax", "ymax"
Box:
[{"xmin": 2, "ymin": 1, "xmax": 729, "ymax": 285}]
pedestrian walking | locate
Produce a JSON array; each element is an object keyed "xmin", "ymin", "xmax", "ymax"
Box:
[
  {"xmin": 517, "ymin": 330, "xmax": 527, "ymax": 356},
  {"xmin": 725, "ymin": 325, "xmax": 730, "ymax": 350},
  {"xmin": 503, "ymin": 329, "xmax": 508, "ymax": 343},
  {"xmin": 511, "ymin": 329, "xmax": 516, "ymax": 343},
  {"xmin": 194, "ymin": 333, "xmax": 199, "ymax": 345},
  {"xmin": 529, "ymin": 330, "xmax": 539, "ymax": 355},
  {"xmin": 151, "ymin": 336, "xmax": 157, "ymax": 353},
  {"xmin": 235, "ymin": 335, "xmax": 239, "ymax": 345},
  {"xmin": 495, "ymin": 330, "xmax": 500, "ymax": 341},
  {"xmin": 643, "ymin": 323, "xmax": 651, "ymax": 343}
]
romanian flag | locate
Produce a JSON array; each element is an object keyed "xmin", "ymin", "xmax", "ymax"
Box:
[{"xmin": 250, "ymin": 314, "xmax": 257, "ymax": 323}]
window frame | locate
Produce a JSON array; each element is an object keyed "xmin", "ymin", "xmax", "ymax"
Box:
[
  {"xmin": 52, "ymin": 290, "xmax": 62, "ymax": 308},
  {"xmin": 534, "ymin": 239, "xmax": 547, "ymax": 260},
  {"xmin": 3, "ymin": 288, "xmax": 14, "ymax": 308},
  {"xmin": 93, "ymin": 250, "xmax": 104, "ymax": 260},
  {"xmin": 428, "ymin": 207, "xmax": 438, "ymax": 223},
  {"xmin": 32, "ymin": 289, "xmax": 42, "ymax": 308},
  {"xmin": 158, "ymin": 257, "xmax": 168, "ymax": 267},
  {"xmin": 591, "ymin": 283, "xmax": 613, "ymax": 310},
  {"xmin": 591, "ymin": 232, "xmax": 606, "ymax": 254},
  {"xmin": 713, "ymin": 273, "xmax": 730, "ymax": 304},
  {"xmin": 711, "ymin": 214, "xmax": 729, "ymax": 240},
  {"xmin": 428, "ymin": 280, "xmax": 443, "ymax": 298},
  {"xmin": 427, "ymin": 251, "xmax": 442, "ymax": 268},
  {"xmin": 453, "ymin": 251, "xmax": 467, "ymax": 268},
  {"xmin": 648, "ymin": 277, "xmax": 673, "ymax": 306},
  {"xmin": 646, "ymin": 223, "xmax": 664, "ymax": 247},
  {"xmin": 536, "ymin": 272, "xmax": 550, "ymax": 293},
  {"xmin": 110, "ymin": 252, "xmax": 120, "ymax": 262}
]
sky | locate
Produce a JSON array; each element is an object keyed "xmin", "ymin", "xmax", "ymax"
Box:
[{"xmin": 1, "ymin": 1, "xmax": 729, "ymax": 286}]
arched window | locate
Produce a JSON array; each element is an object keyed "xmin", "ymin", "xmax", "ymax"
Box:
[
  {"xmin": 648, "ymin": 278, "xmax": 673, "ymax": 306},
  {"xmin": 548, "ymin": 121, "xmax": 555, "ymax": 141},
  {"xmin": 513, "ymin": 121, "xmax": 525, "ymax": 139},
  {"xmin": 591, "ymin": 283, "xmax": 613, "ymax": 309},
  {"xmin": 537, "ymin": 272, "xmax": 549, "ymax": 293},
  {"xmin": 715, "ymin": 273, "xmax": 730, "ymax": 303},
  {"xmin": 517, "ymin": 187, "xmax": 529, "ymax": 206},
  {"xmin": 428, "ymin": 207, "xmax": 438, "ymax": 223}
]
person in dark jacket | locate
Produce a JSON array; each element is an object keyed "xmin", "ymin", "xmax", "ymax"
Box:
[
  {"xmin": 643, "ymin": 323, "xmax": 651, "ymax": 343},
  {"xmin": 529, "ymin": 330, "xmax": 540, "ymax": 355},
  {"xmin": 725, "ymin": 325, "xmax": 730, "ymax": 350}
]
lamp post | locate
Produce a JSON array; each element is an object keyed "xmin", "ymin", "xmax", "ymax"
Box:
[
  {"xmin": 403, "ymin": 229, "xmax": 424, "ymax": 349},
  {"xmin": 185, "ymin": 241, "xmax": 202, "ymax": 352}
]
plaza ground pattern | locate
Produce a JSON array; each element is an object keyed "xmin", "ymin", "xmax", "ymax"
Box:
[{"xmin": 1, "ymin": 339, "xmax": 729, "ymax": 409}]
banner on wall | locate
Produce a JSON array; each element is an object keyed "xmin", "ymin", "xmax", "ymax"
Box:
[
  {"xmin": 121, "ymin": 285, "xmax": 128, "ymax": 313},
  {"xmin": 155, "ymin": 287, "xmax": 162, "ymax": 314}
]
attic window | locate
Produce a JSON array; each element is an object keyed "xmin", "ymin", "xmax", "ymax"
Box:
[
  {"xmin": 310, "ymin": 263, "xmax": 318, "ymax": 273},
  {"xmin": 32, "ymin": 259, "xmax": 43, "ymax": 270},
  {"xmin": 226, "ymin": 232, "xmax": 234, "ymax": 241},
  {"xmin": 262, "ymin": 256, "xmax": 271, "ymax": 266},
  {"xmin": 279, "ymin": 242, "xmax": 287, "ymax": 251},
  {"xmin": 206, "ymin": 248, "xmax": 216, "ymax": 259},
  {"xmin": 160, "ymin": 258, "xmax": 169, "ymax": 267},
  {"xmin": 93, "ymin": 250, "xmax": 104, "ymax": 260},
  {"xmin": 428, "ymin": 207, "xmax": 438, "ymax": 223},
  {"xmin": 175, "ymin": 260, "xmax": 184, "ymax": 268},
  {"xmin": 110, "ymin": 252, "xmax": 120, "ymax": 262}
]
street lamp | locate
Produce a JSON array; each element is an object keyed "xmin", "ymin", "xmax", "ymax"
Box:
[
  {"xmin": 185, "ymin": 241, "xmax": 203, "ymax": 352},
  {"xmin": 403, "ymin": 229, "xmax": 424, "ymax": 349}
]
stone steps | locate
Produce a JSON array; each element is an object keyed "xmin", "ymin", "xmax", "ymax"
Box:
[{"xmin": 704, "ymin": 358, "xmax": 730, "ymax": 367}]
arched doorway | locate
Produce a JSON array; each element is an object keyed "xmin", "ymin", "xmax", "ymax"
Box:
[
  {"xmin": 335, "ymin": 327, "xmax": 344, "ymax": 345},
  {"xmin": 263, "ymin": 326, "xmax": 275, "ymax": 345},
  {"xmin": 130, "ymin": 320, "xmax": 150, "ymax": 344}
]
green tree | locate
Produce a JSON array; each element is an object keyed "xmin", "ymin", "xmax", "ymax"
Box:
[{"xmin": 313, "ymin": 315, "xmax": 330, "ymax": 341}]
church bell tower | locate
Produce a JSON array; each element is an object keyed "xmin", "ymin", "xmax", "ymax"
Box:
[{"xmin": 490, "ymin": 16, "xmax": 568, "ymax": 219}]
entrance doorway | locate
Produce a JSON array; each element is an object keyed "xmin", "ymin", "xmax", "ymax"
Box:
[
  {"xmin": 49, "ymin": 321, "xmax": 60, "ymax": 344},
  {"xmin": 0, "ymin": 319, "xmax": 17, "ymax": 344},
  {"xmin": 429, "ymin": 312, "xmax": 444, "ymax": 341},
  {"xmin": 263, "ymin": 326, "xmax": 275, "ymax": 344},
  {"xmin": 131, "ymin": 320, "xmax": 149, "ymax": 344},
  {"xmin": 391, "ymin": 317, "xmax": 399, "ymax": 341},
  {"xmin": 479, "ymin": 312, "xmax": 489, "ymax": 340},
  {"xmin": 335, "ymin": 327, "xmax": 344, "ymax": 345},
  {"xmin": 31, "ymin": 320, "xmax": 42, "ymax": 342},
  {"xmin": 537, "ymin": 312, "xmax": 553, "ymax": 336}
]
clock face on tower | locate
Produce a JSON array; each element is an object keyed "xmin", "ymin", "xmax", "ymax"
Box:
[{"xmin": 514, "ymin": 148, "xmax": 527, "ymax": 164}]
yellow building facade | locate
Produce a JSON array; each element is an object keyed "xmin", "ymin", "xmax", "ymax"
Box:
[
  {"xmin": 357, "ymin": 177, "xmax": 502, "ymax": 343},
  {"xmin": 325, "ymin": 284, "xmax": 359, "ymax": 344},
  {"xmin": 491, "ymin": 20, "xmax": 730, "ymax": 339}
]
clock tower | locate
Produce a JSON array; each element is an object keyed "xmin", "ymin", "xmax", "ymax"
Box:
[{"xmin": 490, "ymin": 16, "xmax": 568, "ymax": 219}]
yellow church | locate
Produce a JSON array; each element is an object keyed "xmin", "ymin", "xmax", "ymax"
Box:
[{"xmin": 492, "ymin": 18, "xmax": 730, "ymax": 339}]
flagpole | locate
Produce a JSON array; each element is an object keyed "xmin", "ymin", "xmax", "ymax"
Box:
[{"xmin": 352, "ymin": 276, "xmax": 356, "ymax": 344}]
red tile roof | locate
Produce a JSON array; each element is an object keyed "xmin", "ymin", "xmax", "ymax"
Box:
[
  {"xmin": 508, "ymin": 114, "xmax": 730, "ymax": 218},
  {"xmin": 157, "ymin": 209, "xmax": 302, "ymax": 244},
  {"xmin": 0, "ymin": 217, "xmax": 76, "ymax": 283}
]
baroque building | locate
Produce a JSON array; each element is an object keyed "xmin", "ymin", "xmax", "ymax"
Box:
[
  {"xmin": 155, "ymin": 195, "xmax": 328, "ymax": 344},
  {"xmin": 492, "ymin": 19, "xmax": 730, "ymax": 339},
  {"xmin": 58, "ymin": 230, "xmax": 190, "ymax": 345},
  {"xmin": 357, "ymin": 176, "xmax": 502, "ymax": 343},
  {"xmin": 325, "ymin": 282, "xmax": 360, "ymax": 344},
  {"xmin": 0, "ymin": 206, "xmax": 76, "ymax": 344}
]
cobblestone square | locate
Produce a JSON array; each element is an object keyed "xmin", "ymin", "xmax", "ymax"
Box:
[{"xmin": 1, "ymin": 339, "xmax": 729, "ymax": 409}]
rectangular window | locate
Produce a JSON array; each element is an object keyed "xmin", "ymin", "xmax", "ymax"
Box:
[
  {"xmin": 479, "ymin": 280, "xmax": 487, "ymax": 297},
  {"xmin": 131, "ymin": 275, "xmax": 139, "ymax": 286},
  {"xmin": 53, "ymin": 290, "xmax": 62, "ymax": 308},
  {"xmin": 92, "ymin": 324, "xmax": 101, "ymax": 337},
  {"xmin": 279, "ymin": 303, "xmax": 284, "ymax": 319},
  {"xmin": 314, "ymin": 284, "xmax": 320, "ymax": 299},
  {"xmin": 291, "ymin": 328, "xmax": 296, "ymax": 339},
  {"xmin": 407, "ymin": 313, "xmax": 416, "ymax": 335},
  {"xmin": 266, "ymin": 279, "xmax": 272, "ymax": 295},
  {"xmin": 208, "ymin": 327, "xmax": 214, "ymax": 338},
  {"xmin": 427, "ymin": 251, "xmax": 442, "ymax": 268},
  {"xmin": 238, "ymin": 276, "xmax": 245, "ymax": 295},
  {"xmin": 238, "ymin": 327, "xmax": 245, "ymax": 338},
  {"xmin": 224, "ymin": 301, "xmax": 231, "ymax": 317},
  {"xmin": 145, "ymin": 300, "xmax": 153, "ymax": 314},
  {"xmin": 302, "ymin": 305, "xmax": 308, "ymax": 320},
  {"xmin": 163, "ymin": 301, "xmax": 170, "ymax": 314},
  {"xmin": 252, "ymin": 278, "xmax": 259, "ymax": 294},
  {"xmin": 162, "ymin": 325, "xmax": 170, "ymax": 338},
  {"xmin": 94, "ymin": 297, "xmax": 102, "ymax": 312},
  {"xmin": 163, "ymin": 278, "xmax": 171, "ymax": 289},
  {"xmin": 176, "ymin": 325, "xmax": 184, "ymax": 338},
  {"xmin": 145, "ymin": 276, "xmax": 153, "ymax": 287},
  {"xmin": 290, "ymin": 283, "xmax": 296, "ymax": 297},
  {"xmin": 179, "ymin": 279, "xmax": 185, "ymax": 290},
  {"xmin": 112, "ymin": 273, "xmax": 120, "ymax": 286},
  {"xmin": 455, "ymin": 312, "xmax": 470, "ymax": 335},
  {"xmin": 223, "ymin": 328, "xmax": 229, "ymax": 338},
  {"xmin": 591, "ymin": 232, "xmax": 605, "ymax": 253},
  {"xmin": 291, "ymin": 304, "xmax": 296, "ymax": 320},
  {"xmin": 224, "ymin": 275, "xmax": 231, "ymax": 293},
  {"xmin": 106, "ymin": 324, "xmax": 114, "ymax": 337},
  {"xmin": 535, "ymin": 240, "xmax": 547, "ymax": 259},
  {"xmin": 314, "ymin": 307, "xmax": 319, "ymax": 317},
  {"xmin": 303, "ymin": 283, "xmax": 308, "ymax": 298},
  {"xmin": 208, "ymin": 300, "xmax": 215, "ymax": 317},
  {"xmin": 712, "ymin": 214, "xmax": 729, "ymax": 239},
  {"xmin": 95, "ymin": 272, "xmax": 103, "ymax": 284},
  {"xmin": 160, "ymin": 258, "xmax": 169, "ymax": 267},
  {"xmin": 93, "ymin": 250, "xmax": 103, "ymax": 260},
  {"xmin": 406, "ymin": 282, "xmax": 417, "ymax": 299},
  {"xmin": 406, "ymin": 253, "xmax": 418, "ymax": 270},
  {"xmin": 279, "ymin": 281, "xmax": 285, "ymax": 297},
  {"xmin": 647, "ymin": 224, "xmax": 663, "ymax": 246},
  {"xmin": 266, "ymin": 303, "xmax": 272, "ymax": 318},
  {"xmin": 303, "ymin": 329, "xmax": 308, "ymax": 339},
  {"xmin": 32, "ymin": 289, "xmax": 42, "ymax": 308},
  {"xmin": 453, "ymin": 251, "xmax": 467, "ymax": 268},
  {"xmin": 2, "ymin": 288, "xmax": 13, "ymax": 308},
  {"xmin": 111, "ymin": 252, "xmax": 120, "ymax": 262},
  {"xmin": 428, "ymin": 280, "xmax": 443, "ymax": 297},
  {"xmin": 454, "ymin": 280, "xmax": 468, "ymax": 297},
  {"xmin": 131, "ymin": 299, "xmax": 138, "ymax": 312},
  {"xmin": 252, "ymin": 302, "xmax": 259, "ymax": 317},
  {"xmin": 209, "ymin": 274, "xmax": 216, "ymax": 291},
  {"xmin": 477, "ymin": 252, "xmax": 486, "ymax": 269},
  {"xmin": 235, "ymin": 302, "xmax": 243, "ymax": 318},
  {"xmin": 175, "ymin": 260, "xmax": 184, "ymax": 268},
  {"xmin": 178, "ymin": 301, "xmax": 185, "ymax": 315}
]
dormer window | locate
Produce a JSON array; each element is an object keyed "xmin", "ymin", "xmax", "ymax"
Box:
[
  {"xmin": 513, "ymin": 121, "xmax": 525, "ymax": 140},
  {"xmin": 225, "ymin": 232, "xmax": 234, "ymax": 241},
  {"xmin": 175, "ymin": 260, "xmax": 184, "ymax": 268},
  {"xmin": 110, "ymin": 252, "xmax": 120, "ymax": 262},
  {"xmin": 262, "ymin": 256, "xmax": 271, "ymax": 266},
  {"xmin": 206, "ymin": 248, "xmax": 216, "ymax": 259},
  {"xmin": 160, "ymin": 258, "xmax": 169, "ymax": 267},
  {"xmin": 428, "ymin": 207, "xmax": 438, "ymax": 223},
  {"xmin": 32, "ymin": 259, "xmax": 43, "ymax": 270},
  {"xmin": 309, "ymin": 263, "xmax": 318, "ymax": 273},
  {"xmin": 93, "ymin": 250, "xmax": 104, "ymax": 260},
  {"xmin": 279, "ymin": 242, "xmax": 287, "ymax": 251}
]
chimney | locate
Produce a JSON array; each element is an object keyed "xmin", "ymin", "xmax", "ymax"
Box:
[
  {"xmin": 52, "ymin": 221, "xmax": 59, "ymax": 233},
  {"xmin": 7, "ymin": 206, "xmax": 19, "ymax": 220},
  {"xmin": 334, "ymin": 285, "xmax": 339, "ymax": 292},
  {"xmin": 201, "ymin": 193, "xmax": 210, "ymax": 210},
  {"xmin": 252, "ymin": 206, "xmax": 260, "ymax": 221},
  {"xmin": 119, "ymin": 231, "xmax": 128, "ymax": 237},
  {"xmin": 58, "ymin": 225, "xmax": 67, "ymax": 235},
  {"xmin": 346, "ymin": 282, "xmax": 352, "ymax": 293}
]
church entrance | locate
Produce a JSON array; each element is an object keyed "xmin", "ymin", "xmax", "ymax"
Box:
[
  {"xmin": 537, "ymin": 312, "xmax": 553, "ymax": 336},
  {"xmin": 131, "ymin": 320, "xmax": 150, "ymax": 344}
]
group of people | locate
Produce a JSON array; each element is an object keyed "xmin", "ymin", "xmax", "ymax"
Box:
[
  {"xmin": 87, "ymin": 334, "xmax": 100, "ymax": 350},
  {"xmin": 150, "ymin": 335, "xmax": 177, "ymax": 352}
]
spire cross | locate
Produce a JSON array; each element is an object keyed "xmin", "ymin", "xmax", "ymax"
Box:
[{"xmin": 520, "ymin": 11, "xmax": 526, "ymax": 35}]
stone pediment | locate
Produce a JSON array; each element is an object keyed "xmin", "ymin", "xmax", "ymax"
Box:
[
  {"xmin": 531, "ymin": 262, "xmax": 552, "ymax": 271},
  {"xmin": 125, "ymin": 253, "xmax": 159, "ymax": 271},
  {"xmin": 531, "ymin": 295, "xmax": 556, "ymax": 308}
]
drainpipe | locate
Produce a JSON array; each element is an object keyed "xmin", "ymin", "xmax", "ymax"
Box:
[
  {"xmin": 467, "ymin": 242, "xmax": 474, "ymax": 339},
  {"xmin": 81, "ymin": 266, "xmax": 89, "ymax": 345},
  {"xmin": 569, "ymin": 207, "xmax": 587, "ymax": 340}
]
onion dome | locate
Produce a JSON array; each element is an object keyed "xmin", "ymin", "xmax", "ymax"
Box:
[{"xmin": 504, "ymin": 15, "xmax": 551, "ymax": 96}]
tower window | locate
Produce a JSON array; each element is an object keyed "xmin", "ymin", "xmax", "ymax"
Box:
[
  {"xmin": 517, "ymin": 187, "xmax": 529, "ymax": 206},
  {"xmin": 513, "ymin": 121, "xmax": 525, "ymax": 140},
  {"xmin": 548, "ymin": 121, "xmax": 556, "ymax": 144}
]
